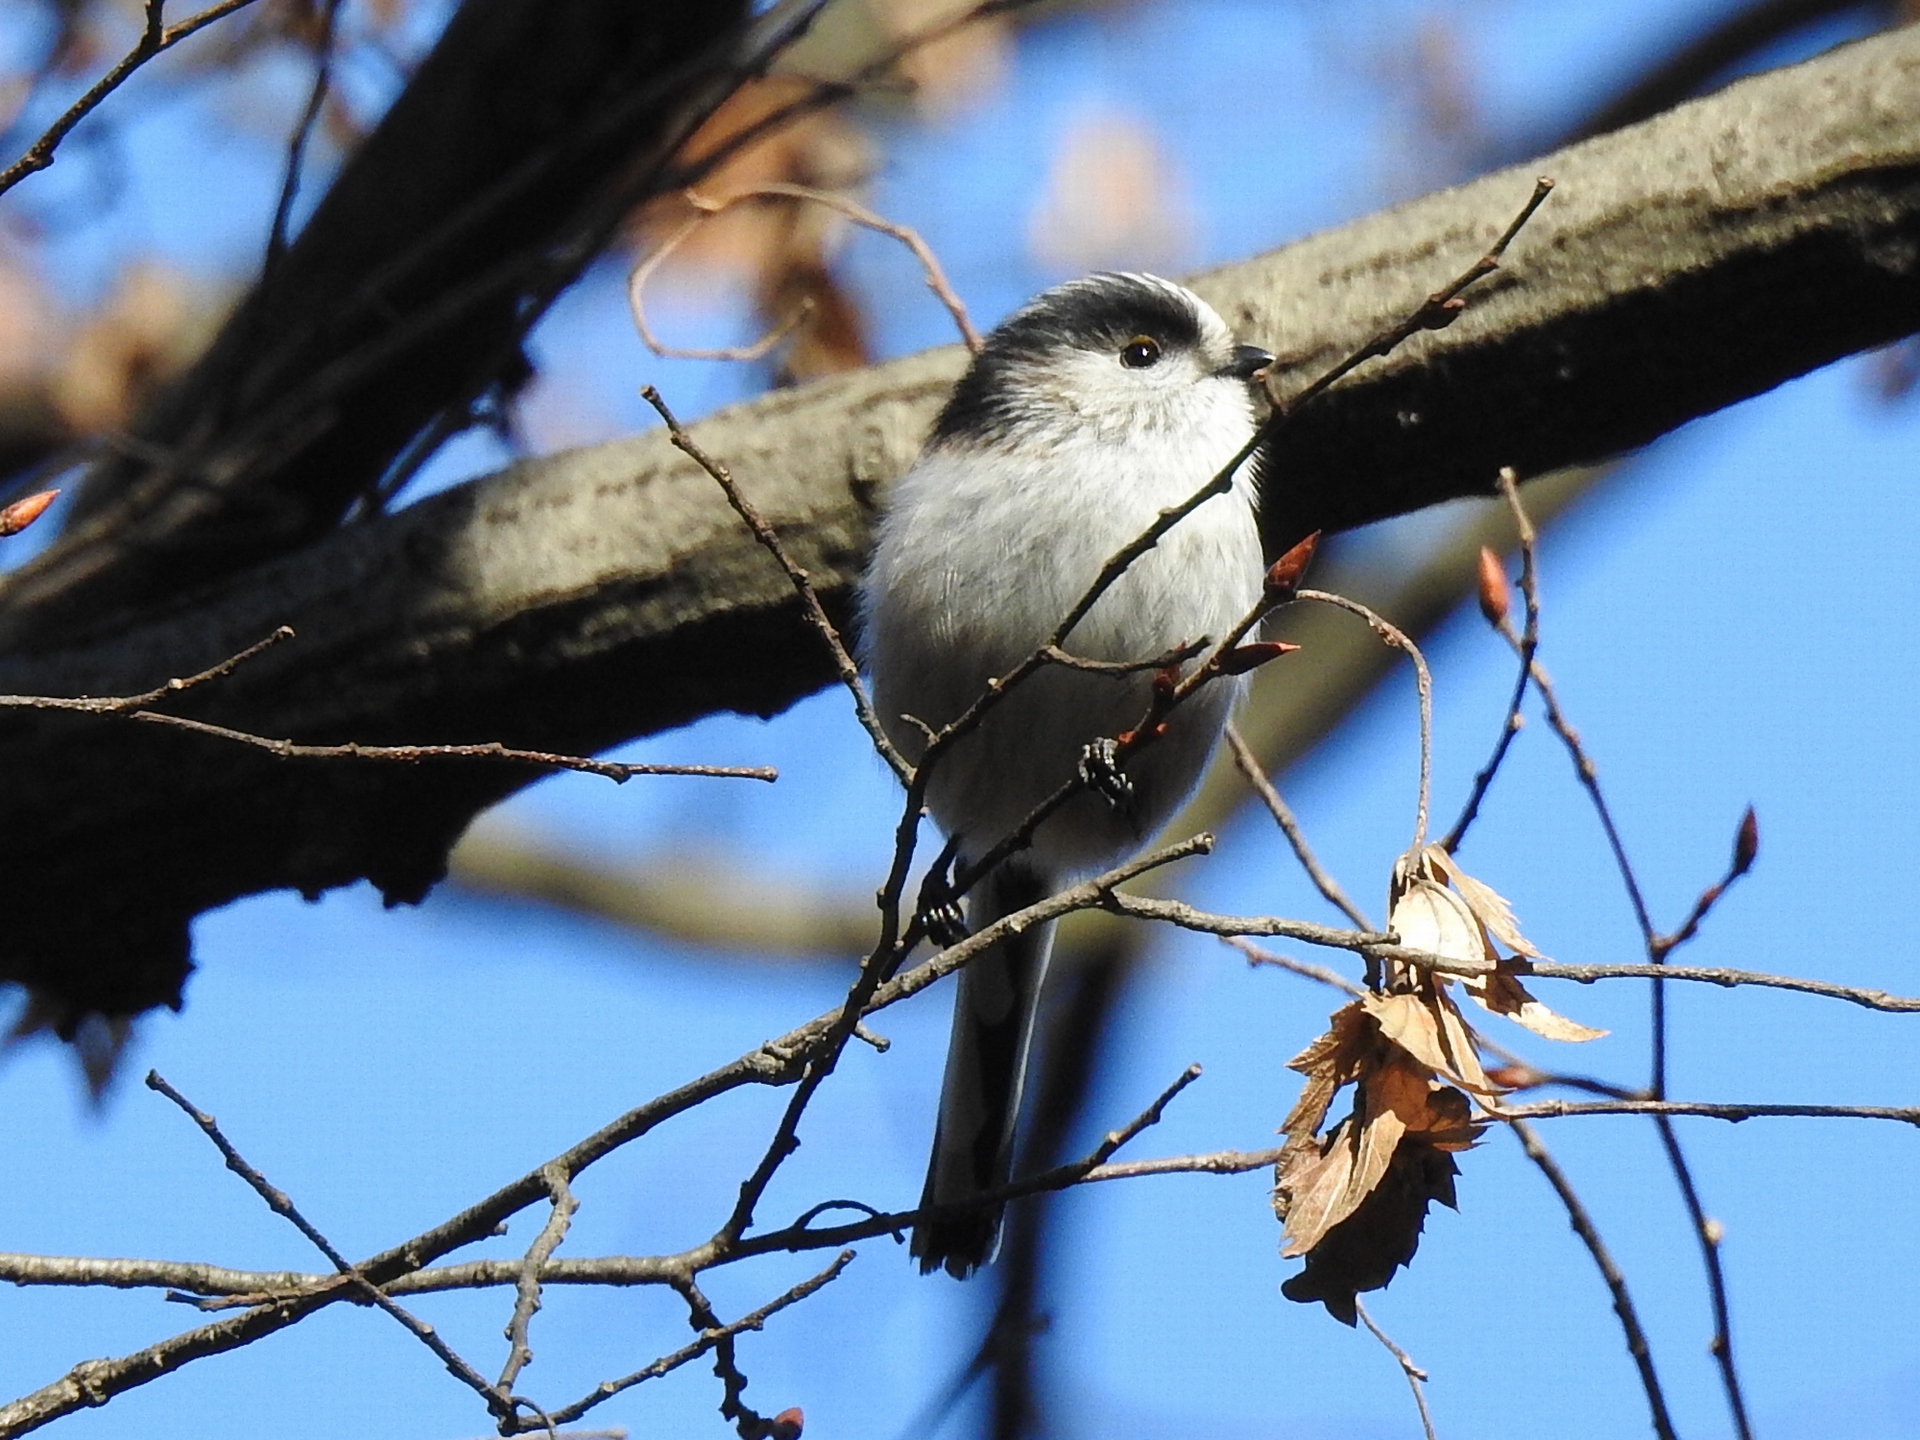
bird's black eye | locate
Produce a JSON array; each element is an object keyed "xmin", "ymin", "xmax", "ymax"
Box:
[{"xmin": 1119, "ymin": 335, "xmax": 1161, "ymax": 369}]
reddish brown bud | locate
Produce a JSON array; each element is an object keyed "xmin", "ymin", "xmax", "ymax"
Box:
[
  {"xmin": 1731, "ymin": 805, "xmax": 1759, "ymax": 877},
  {"xmin": 1264, "ymin": 531, "xmax": 1320, "ymax": 604},
  {"xmin": 1151, "ymin": 665, "xmax": 1181, "ymax": 698},
  {"xmin": 1216, "ymin": 640, "xmax": 1301, "ymax": 676},
  {"xmin": 1483, "ymin": 1062, "xmax": 1544, "ymax": 1091},
  {"xmin": 769, "ymin": 1408, "xmax": 805, "ymax": 1439},
  {"xmin": 1476, "ymin": 546, "xmax": 1510, "ymax": 628},
  {"xmin": 0, "ymin": 490, "xmax": 58, "ymax": 537}
]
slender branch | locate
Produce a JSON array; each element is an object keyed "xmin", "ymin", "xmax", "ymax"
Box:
[
  {"xmin": 642, "ymin": 384, "xmax": 909, "ymax": 782},
  {"xmin": 1495, "ymin": 1099, "xmax": 1920, "ymax": 1125},
  {"xmin": 1517, "ymin": 959, "xmax": 1920, "ymax": 1012},
  {"xmin": 1100, "ymin": 892, "xmax": 1485, "ymax": 976},
  {"xmin": 1496, "ymin": 480, "xmax": 1755, "ymax": 1438},
  {"xmin": 511, "ymin": 1254, "xmax": 853, "ymax": 1433},
  {"xmin": 0, "ymin": 0, "xmax": 268, "ymax": 199},
  {"xmin": 143, "ymin": 1072, "xmax": 511, "ymax": 1419},
  {"xmin": 1264, "ymin": 176, "xmax": 1555, "ymax": 420},
  {"xmin": 1293, "ymin": 589, "xmax": 1433, "ymax": 853},
  {"xmin": 1506, "ymin": 1119, "xmax": 1677, "ymax": 1440},
  {"xmin": 122, "ymin": 714, "xmax": 777, "ymax": 784},
  {"xmin": 1224, "ymin": 722, "xmax": 1372, "ymax": 929},
  {"xmin": 1222, "ymin": 936, "xmax": 1365, "ymax": 997},
  {"xmin": 0, "ymin": 627, "xmax": 297, "ymax": 715},
  {"xmin": 1441, "ymin": 467, "xmax": 1538, "ymax": 853},
  {"xmin": 264, "ymin": 0, "xmax": 343, "ymax": 274},
  {"xmin": 499, "ymin": 1167, "xmax": 579, "ymax": 1394},
  {"xmin": 631, "ymin": 182, "xmax": 983, "ymax": 357},
  {"xmin": 0, "ymin": 625, "xmax": 774, "ymax": 782},
  {"xmin": 1353, "ymin": 1300, "xmax": 1439, "ymax": 1440}
]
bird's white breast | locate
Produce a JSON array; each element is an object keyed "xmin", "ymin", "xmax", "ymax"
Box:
[{"xmin": 862, "ymin": 383, "xmax": 1264, "ymax": 874}]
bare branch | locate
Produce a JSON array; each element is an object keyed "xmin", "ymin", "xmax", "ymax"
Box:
[
  {"xmin": 1506, "ymin": 1119, "xmax": 1677, "ymax": 1440},
  {"xmin": 1224, "ymin": 723, "xmax": 1372, "ymax": 930},
  {"xmin": 631, "ymin": 183, "xmax": 983, "ymax": 357},
  {"xmin": 1496, "ymin": 1099, "xmax": 1920, "ymax": 1125},
  {"xmin": 1354, "ymin": 1300, "xmax": 1439, "ymax": 1440},
  {"xmin": 0, "ymin": 0, "xmax": 268, "ymax": 200}
]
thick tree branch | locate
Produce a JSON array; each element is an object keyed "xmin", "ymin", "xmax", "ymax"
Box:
[{"xmin": 2, "ymin": 29, "xmax": 1919, "ymax": 1015}]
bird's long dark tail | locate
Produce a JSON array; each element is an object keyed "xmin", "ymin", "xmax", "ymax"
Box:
[{"xmin": 911, "ymin": 860, "xmax": 1055, "ymax": 1279}]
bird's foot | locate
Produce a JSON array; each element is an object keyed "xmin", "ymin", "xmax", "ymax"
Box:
[{"xmin": 1079, "ymin": 737, "xmax": 1135, "ymax": 812}]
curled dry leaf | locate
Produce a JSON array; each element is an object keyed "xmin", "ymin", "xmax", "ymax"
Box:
[
  {"xmin": 1275, "ymin": 1000, "xmax": 1486, "ymax": 1270},
  {"xmin": 1395, "ymin": 844, "xmax": 1607, "ymax": 1042}
]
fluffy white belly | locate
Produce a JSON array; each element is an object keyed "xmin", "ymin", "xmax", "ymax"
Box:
[{"xmin": 863, "ymin": 419, "xmax": 1264, "ymax": 875}]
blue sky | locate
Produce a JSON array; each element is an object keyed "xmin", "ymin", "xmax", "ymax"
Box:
[{"xmin": 1, "ymin": 3, "xmax": 1914, "ymax": 1438}]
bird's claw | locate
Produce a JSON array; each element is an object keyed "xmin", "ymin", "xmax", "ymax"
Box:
[{"xmin": 1079, "ymin": 738, "xmax": 1134, "ymax": 811}]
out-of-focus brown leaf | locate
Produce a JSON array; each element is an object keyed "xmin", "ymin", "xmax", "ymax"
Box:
[
  {"xmin": 629, "ymin": 78, "xmax": 873, "ymax": 377},
  {"xmin": 1027, "ymin": 109, "xmax": 1192, "ymax": 274},
  {"xmin": 50, "ymin": 263, "xmax": 214, "ymax": 436},
  {"xmin": 876, "ymin": 0, "xmax": 1010, "ymax": 117}
]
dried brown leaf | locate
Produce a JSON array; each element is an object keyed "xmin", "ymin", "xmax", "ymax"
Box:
[
  {"xmin": 1388, "ymin": 874, "xmax": 1488, "ymax": 969},
  {"xmin": 1464, "ymin": 964, "xmax": 1608, "ymax": 1041},
  {"xmin": 1279, "ymin": 1002, "xmax": 1371, "ymax": 1144},
  {"xmin": 1279, "ymin": 1119, "xmax": 1360, "ymax": 1257},
  {"xmin": 1282, "ymin": 1136, "xmax": 1461, "ymax": 1324},
  {"xmin": 1425, "ymin": 844, "xmax": 1539, "ymax": 958},
  {"xmin": 1429, "ymin": 984, "xmax": 1497, "ymax": 1094}
]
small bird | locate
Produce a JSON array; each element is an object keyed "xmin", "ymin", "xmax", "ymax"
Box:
[{"xmin": 860, "ymin": 272, "xmax": 1274, "ymax": 1277}]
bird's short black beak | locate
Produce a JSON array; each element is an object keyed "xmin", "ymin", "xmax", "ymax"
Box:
[{"xmin": 1224, "ymin": 344, "xmax": 1274, "ymax": 381}]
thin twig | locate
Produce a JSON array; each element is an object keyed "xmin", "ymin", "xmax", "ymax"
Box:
[
  {"xmin": 1224, "ymin": 721, "xmax": 1372, "ymax": 929},
  {"xmin": 514, "ymin": 1254, "xmax": 853, "ymax": 1433},
  {"xmin": 0, "ymin": 627, "xmax": 297, "ymax": 715},
  {"xmin": 1516, "ymin": 959, "xmax": 1920, "ymax": 1012},
  {"xmin": 1223, "ymin": 936, "xmax": 1365, "ymax": 997},
  {"xmin": 1496, "ymin": 481, "xmax": 1755, "ymax": 1438},
  {"xmin": 498, "ymin": 1167, "xmax": 578, "ymax": 1393},
  {"xmin": 1353, "ymin": 1300, "xmax": 1439, "ymax": 1440},
  {"xmin": 0, "ymin": 626, "xmax": 772, "ymax": 781},
  {"xmin": 0, "ymin": 0, "xmax": 268, "ymax": 199},
  {"xmin": 1100, "ymin": 892, "xmax": 1482, "ymax": 976},
  {"xmin": 1506, "ymin": 1119, "xmax": 1677, "ymax": 1440},
  {"xmin": 1441, "ymin": 467, "xmax": 1538, "ymax": 853},
  {"xmin": 641, "ymin": 384, "xmax": 909, "ymax": 782},
  {"xmin": 123, "ymin": 713, "xmax": 777, "ymax": 783},
  {"xmin": 1267, "ymin": 178, "xmax": 1555, "ymax": 420},
  {"xmin": 631, "ymin": 182, "xmax": 982, "ymax": 357},
  {"xmin": 1293, "ymin": 589, "xmax": 1433, "ymax": 853},
  {"xmin": 143, "ymin": 1072, "xmax": 513, "ymax": 1419},
  {"xmin": 1494, "ymin": 1098, "xmax": 1920, "ymax": 1125},
  {"xmin": 264, "ymin": 0, "xmax": 342, "ymax": 274}
]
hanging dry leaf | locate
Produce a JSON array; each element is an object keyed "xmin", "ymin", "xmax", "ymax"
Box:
[
  {"xmin": 1282, "ymin": 1135, "xmax": 1462, "ymax": 1325},
  {"xmin": 1463, "ymin": 964, "xmax": 1609, "ymax": 1042},
  {"xmin": 1388, "ymin": 872, "xmax": 1490, "ymax": 970},
  {"xmin": 1393, "ymin": 843, "xmax": 1605, "ymax": 1042},
  {"xmin": 1427, "ymin": 844, "xmax": 1540, "ymax": 957}
]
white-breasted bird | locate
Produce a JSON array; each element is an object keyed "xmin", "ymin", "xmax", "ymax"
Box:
[{"xmin": 860, "ymin": 272, "xmax": 1272, "ymax": 1277}]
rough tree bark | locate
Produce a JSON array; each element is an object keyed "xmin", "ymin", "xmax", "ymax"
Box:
[{"xmin": 1, "ymin": 27, "xmax": 1917, "ymax": 1019}]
